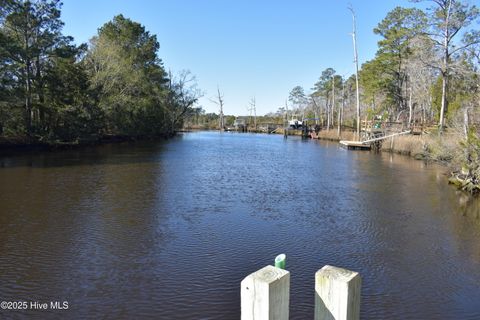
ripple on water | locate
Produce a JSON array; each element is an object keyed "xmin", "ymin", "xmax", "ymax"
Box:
[{"xmin": 1, "ymin": 132, "xmax": 480, "ymax": 319}]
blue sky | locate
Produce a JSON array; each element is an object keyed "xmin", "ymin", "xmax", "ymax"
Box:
[{"xmin": 61, "ymin": 0, "xmax": 420, "ymax": 116}]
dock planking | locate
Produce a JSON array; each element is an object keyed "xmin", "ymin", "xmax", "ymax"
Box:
[
  {"xmin": 340, "ymin": 130, "xmax": 411, "ymax": 150},
  {"xmin": 339, "ymin": 140, "xmax": 371, "ymax": 150}
]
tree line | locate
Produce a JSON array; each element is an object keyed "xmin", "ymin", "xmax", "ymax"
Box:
[
  {"xmin": 285, "ymin": 0, "xmax": 479, "ymax": 136},
  {"xmin": 183, "ymin": 106, "xmax": 284, "ymax": 130},
  {"xmin": 0, "ymin": 0, "xmax": 199, "ymax": 144},
  {"xmin": 282, "ymin": 0, "xmax": 480, "ymax": 193}
]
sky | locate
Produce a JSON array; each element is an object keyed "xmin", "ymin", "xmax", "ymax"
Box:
[{"xmin": 61, "ymin": 0, "xmax": 422, "ymax": 116}]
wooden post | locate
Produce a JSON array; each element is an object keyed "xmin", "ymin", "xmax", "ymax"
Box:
[
  {"xmin": 315, "ymin": 265, "xmax": 361, "ymax": 320},
  {"xmin": 241, "ymin": 265, "xmax": 290, "ymax": 320}
]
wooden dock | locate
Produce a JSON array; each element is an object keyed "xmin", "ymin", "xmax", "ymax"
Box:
[
  {"xmin": 339, "ymin": 140, "xmax": 371, "ymax": 150},
  {"xmin": 340, "ymin": 130, "xmax": 411, "ymax": 151}
]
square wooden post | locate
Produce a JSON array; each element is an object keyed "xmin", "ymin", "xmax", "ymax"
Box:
[
  {"xmin": 241, "ymin": 265, "xmax": 290, "ymax": 320},
  {"xmin": 315, "ymin": 265, "xmax": 361, "ymax": 320}
]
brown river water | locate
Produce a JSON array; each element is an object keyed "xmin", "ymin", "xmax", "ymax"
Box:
[{"xmin": 1, "ymin": 131, "xmax": 480, "ymax": 319}]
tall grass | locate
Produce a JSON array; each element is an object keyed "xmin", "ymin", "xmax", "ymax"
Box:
[
  {"xmin": 316, "ymin": 129, "xmax": 355, "ymax": 141},
  {"xmin": 380, "ymin": 132, "xmax": 461, "ymax": 163},
  {"xmin": 381, "ymin": 135, "xmax": 426, "ymax": 157}
]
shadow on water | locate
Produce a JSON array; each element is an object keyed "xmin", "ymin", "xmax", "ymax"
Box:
[
  {"xmin": 457, "ymin": 191, "xmax": 480, "ymax": 220},
  {"xmin": 0, "ymin": 139, "xmax": 175, "ymax": 319},
  {"xmin": 0, "ymin": 136, "xmax": 187, "ymax": 169}
]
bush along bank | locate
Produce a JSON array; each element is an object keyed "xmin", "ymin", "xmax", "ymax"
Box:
[
  {"xmin": 380, "ymin": 131, "xmax": 480, "ymax": 195},
  {"xmin": 447, "ymin": 131, "xmax": 480, "ymax": 194},
  {"xmin": 311, "ymin": 129, "xmax": 480, "ymax": 195}
]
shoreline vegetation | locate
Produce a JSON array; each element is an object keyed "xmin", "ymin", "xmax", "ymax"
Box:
[
  {"xmin": 0, "ymin": 2, "xmax": 199, "ymax": 153},
  {"xmin": 312, "ymin": 128, "xmax": 480, "ymax": 194},
  {"xmin": 184, "ymin": 127, "xmax": 480, "ymax": 195},
  {"xmin": 0, "ymin": 126, "xmax": 478, "ymax": 195},
  {"xmin": 1, "ymin": 1, "xmax": 479, "ymax": 193}
]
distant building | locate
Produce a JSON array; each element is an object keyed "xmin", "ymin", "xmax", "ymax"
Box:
[{"xmin": 234, "ymin": 117, "xmax": 248, "ymax": 131}]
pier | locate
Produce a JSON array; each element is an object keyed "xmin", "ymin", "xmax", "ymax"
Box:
[
  {"xmin": 340, "ymin": 130, "xmax": 412, "ymax": 150},
  {"xmin": 340, "ymin": 119, "xmax": 413, "ymax": 150}
]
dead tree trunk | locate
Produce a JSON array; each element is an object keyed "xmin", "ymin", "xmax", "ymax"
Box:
[{"xmin": 349, "ymin": 6, "xmax": 361, "ymax": 140}]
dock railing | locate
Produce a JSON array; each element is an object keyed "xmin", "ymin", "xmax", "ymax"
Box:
[{"xmin": 241, "ymin": 264, "xmax": 361, "ymax": 320}]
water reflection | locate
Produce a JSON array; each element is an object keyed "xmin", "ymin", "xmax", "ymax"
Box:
[
  {"xmin": 0, "ymin": 143, "xmax": 173, "ymax": 318},
  {"xmin": 457, "ymin": 192, "xmax": 480, "ymax": 220},
  {"xmin": 1, "ymin": 132, "xmax": 480, "ymax": 319},
  {"xmin": 0, "ymin": 140, "xmax": 169, "ymax": 168}
]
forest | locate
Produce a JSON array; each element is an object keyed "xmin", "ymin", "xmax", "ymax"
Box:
[
  {"xmin": 1, "ymin": 0, "xmax": 480, "ymax": 191},
  {"xmin": 186, "ymin": 1, "xmax": 480, "ymax": 139},
  {"xmin": 283, "ymin": 1, "xmax": 480, "ymax": 193},
  {"xmin": 185, "ymin": 1, "xmax": 480, "ymax": 193},
  {"xmin": 2, "ymin": 1, "xmax": 479, "ymax": 143},
  {"xmin": 281, "ymin": 2, "xmax": 480, "ymax": 135},
  {"xmin": 0, "ymin": 0, "xmax": 200, "ymax": 145}
]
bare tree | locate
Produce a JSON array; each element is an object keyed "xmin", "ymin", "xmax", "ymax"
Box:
[
  {"xmin": 249, "ymin": 96, "xmax": 257, "ymax": 130},
  {"xmin": 210, "ymin": 86, "xmax": 225, "ymax": 131},
  {"xmin": 412, "ymin": 0, "xmax": 480, "ymax": 132},
  {"xmin": 405, "ymin": 36, "xmax": 437, "ymax": 125},
  {"xmin": 338, "ymin": 77, "xmax": 346, "ymax": 137},
  {"xmin": 166, "ymin": 70, "xmax": 202, "ymax": 132},
  {"xmin": 349, "ymin": 5, "xmax": 361, "ymax": 139}
]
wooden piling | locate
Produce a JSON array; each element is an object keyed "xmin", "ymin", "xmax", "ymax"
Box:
[
  {"xmin": 241, "ymin": 265, "xmax": 290, "ymax": 320},
  {"xmin": 314, "ymin": 265, "xmax": 361, "ymax": 320}
]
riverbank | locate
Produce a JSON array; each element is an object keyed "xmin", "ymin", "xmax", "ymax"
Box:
[
  {"xmin": 311, "ymin": 129, "xmax": 480, "ymax": 194},
  {"xmin": 310, "ymin": 128, "xmax": 457, "ymax": 160}
]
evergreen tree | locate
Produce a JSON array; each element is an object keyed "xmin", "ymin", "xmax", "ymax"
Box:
[
  {"xmin": 86, "ymin": 14, "xmax": 170, "ymax": 136},
  {"xmin": 0, "ymin": 0, "xmax": 66, "ymax": 136}
]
